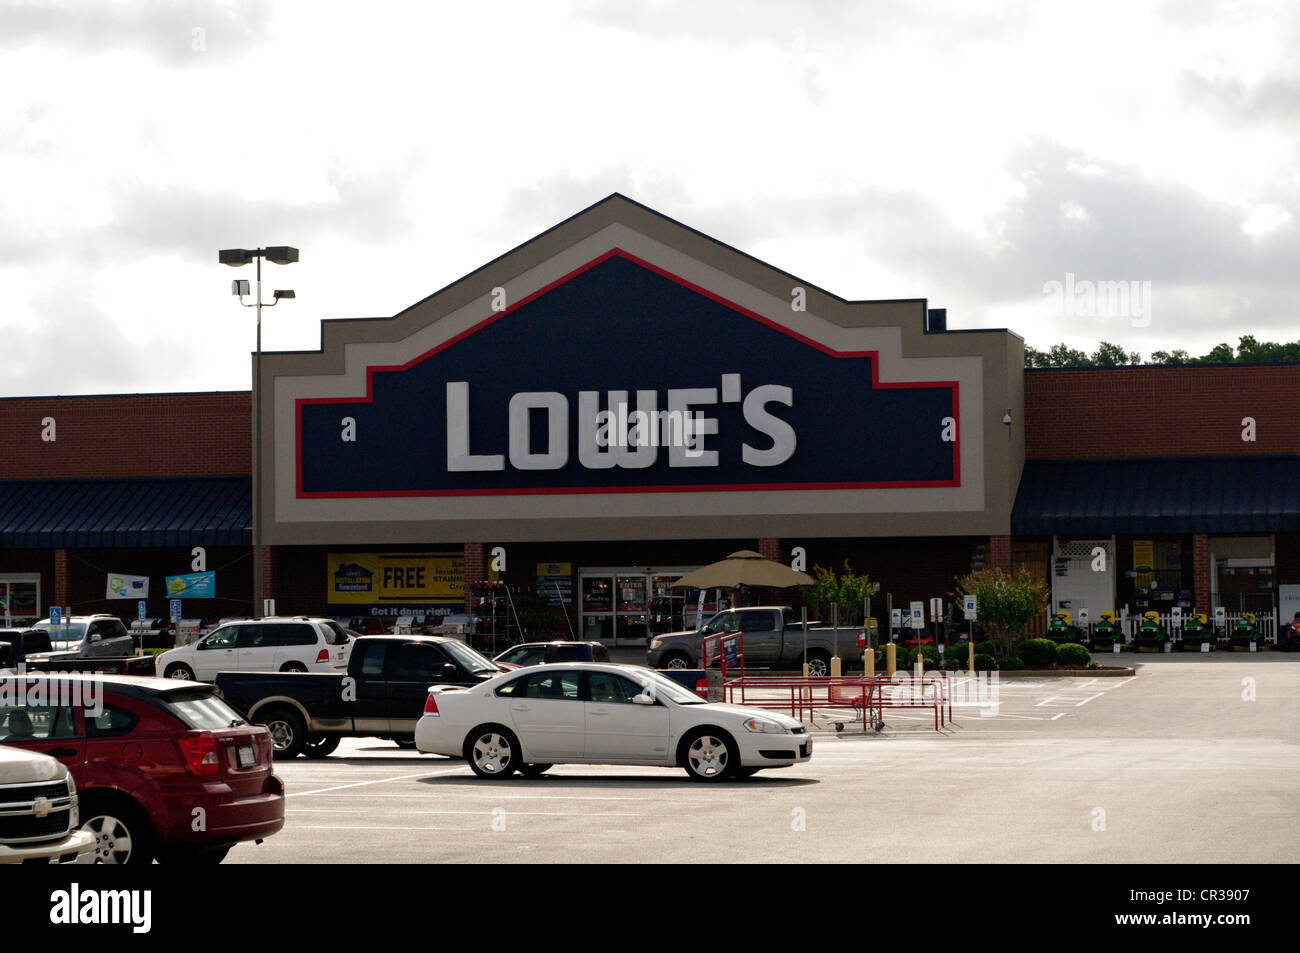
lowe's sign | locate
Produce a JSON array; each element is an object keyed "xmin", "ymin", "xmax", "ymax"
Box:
[{"xmin": 295, "ymin": 252, "xmax": 959, "ymax": 497}]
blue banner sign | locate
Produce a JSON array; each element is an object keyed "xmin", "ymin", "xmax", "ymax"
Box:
[
  {"xmin": 296, "ymin": 251, "xmax": 958, "ymax": 498},
  {"xmin": 165, "ymin": 571, "xmax": 215, "ymax": 599}
]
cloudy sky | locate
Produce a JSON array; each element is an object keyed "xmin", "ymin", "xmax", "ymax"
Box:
[{"xmin": 3, "ymin": 0, "xmax": 1297, "ymax": 396}]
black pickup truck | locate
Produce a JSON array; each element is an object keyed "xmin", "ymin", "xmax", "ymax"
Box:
[
  {"xmin": 0, "ymin": 628, "xmax": 156, "ymax": 676},
  {"xmin": 215, "ymin": 635, "xmax": 504, "ymax": 759}
]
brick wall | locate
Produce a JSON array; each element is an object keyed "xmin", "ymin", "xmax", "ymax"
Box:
[
  {"xmin": 0, "ymin": 392, "xmax": 251, "ymax": 480},
  {"xmin": 1025, "ymin": 365, "xmax": 1300, "ymax": 458}
]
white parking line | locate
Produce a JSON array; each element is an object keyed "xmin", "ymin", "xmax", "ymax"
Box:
[
  {"xmin": 287, "ymin": 767, "xmax": 464, "ymax": 797},
  {"xmin": 1074, "ymin": 693, "xmax": 1105, "ymax": 707},
  {"xmin": 1034, "ymin": 697, "xmax": 1061, "ymax": 707}
]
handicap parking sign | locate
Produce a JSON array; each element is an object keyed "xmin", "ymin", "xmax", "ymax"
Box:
[{"xmin": 50, "ymin": 606, "xmax": 62, "ymax": 624}]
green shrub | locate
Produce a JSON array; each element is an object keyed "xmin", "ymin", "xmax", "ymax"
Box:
[
  {"xmin": 1019, "ymin": 638, "xmax": 1058, "ymax": 668},
  {"xmin": 942, "ymin": 653, "xmax": 965, "ymax": 671},
  {"xmin": 1057, "ymin": 643, "xmax": 1091, "ymax": 667},
  {"xmin": 1086, "ymin": 660, "xmax": 1102, "ymax": 670},
  {"xmin": 973, "ymin": 640, "xmax": 996, "ymax": 657},
  {"xmin": 998, "ymin": 655, "xmax": 1025, "ymax": 670},
  {"xmin": 916, "ymin": 644, "xmax": 939, "ymax": 665},
  {"xmin": 973, "ymin": 653, "xmax": 997, "ymax": 671}
]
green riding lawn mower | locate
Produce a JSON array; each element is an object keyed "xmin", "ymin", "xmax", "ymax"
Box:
[
  {"xmin": 1047, "ymin": 610, "xmax": 1086, "ymax": 647},
  {"xmin": 1090, "ymin": 610, "xmax": 1123, "ymax": 649},
  {"xmin": 1133, "ymin": 610, "xmax": 1169, "ymax": 652},
  {"xmin": 1180, "ymin": 612, "xmax": 1215, "ymax": 650}
]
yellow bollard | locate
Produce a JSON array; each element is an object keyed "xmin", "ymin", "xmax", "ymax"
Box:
[
  {"xmin": 968, "ymin": 641, "xmax": 975, "ymax": 673},
  {"xmin": 830, "ymin": 656, "xmax": 841, "ymax": 677},
  {"xmin": 886, "ymin": 643, "xmax": 897, "ymax": 676},
  {"xmin": 864, "ymin": 646, "xmax": 875, "ymax": 677}
]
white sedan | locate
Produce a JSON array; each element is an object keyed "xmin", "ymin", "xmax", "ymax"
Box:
[{"xmin": 414, "ymin": 662, "xmax": 812, "ymax": 781}]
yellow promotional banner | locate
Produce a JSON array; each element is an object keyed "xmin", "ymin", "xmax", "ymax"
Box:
[
  {"xmin": 1133, "ymin": 540, "xmax": 1154, "ymax": 588},
  {"xmin": 328, "ymin": 553, "xmax": 464, "ymax": 607}
]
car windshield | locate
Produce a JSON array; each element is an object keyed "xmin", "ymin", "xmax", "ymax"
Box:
[
  {"xmin": 35, "ymin": 622, "xmax": 87, "ymax": 642},
  {"xmin": 635, "ymin": 669, "xmax": 706, "ymax": 705},
  {"xmin": 441, "ymin": 640, "xmax": 500, "ymax": 675}
]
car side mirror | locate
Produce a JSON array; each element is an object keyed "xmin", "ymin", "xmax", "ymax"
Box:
[
  {"xmin": 89, "ymin": 633, "xmax": 101, "ymax": 642},
  {"xmin": 442, "ymin": 663, "xmax": 460, "ymax": 678},
  {"xmin": 631, "ymin": 693, "xmax": 654, "ymax": 706}
]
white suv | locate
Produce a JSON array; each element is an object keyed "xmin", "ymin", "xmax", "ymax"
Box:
[
  {"xmin": 0, "ymin": 746, "xmax": 94, "ymax": 864},
  {"xmin": 158, "ymin": 617, "xmax": 353, "ymax": 682}
]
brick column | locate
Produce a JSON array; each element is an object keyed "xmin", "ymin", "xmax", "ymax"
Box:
[
  {"xmin": 1193, "ymin": 533, "xmax": 1211, "ymax": 615},
  {"xmin": 260, "ymin": 546, "xmax": 277, "ymax": 614},
  {"xmin": 988, "ymin": 535, "xmax": 1012, "ymax": 573},
  {"xmin": 464, "ymin": 543, "xmax": 485, "ymax": 613},
  {"xmin": 53, "ymin": 548, "xmax": 69, "ymax": 610},
  {"xmin": 757, "ymin": 538, "xmax": 781, "ymax": 561}
]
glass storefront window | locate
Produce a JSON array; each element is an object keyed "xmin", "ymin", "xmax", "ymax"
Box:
[
  {"xmin": 0, "ymin": 577, "xmax": 39, "ymax": 625},
  {"xmin": 582, "ymin": 577, "xmax": 612, "ymax": 613},
  {"xmin": 616, "ymin": 576, "xmax": 646, "ymax": 612}
]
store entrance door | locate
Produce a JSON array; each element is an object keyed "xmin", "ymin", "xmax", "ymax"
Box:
[{"xmin": 578, "ymin": 567, "xmax": 714, "ymax": 646}]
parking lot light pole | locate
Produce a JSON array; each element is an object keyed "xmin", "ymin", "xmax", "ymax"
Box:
[{"xmin": 219, "ymin": 246, "xmax": 298, "ymax": 619}]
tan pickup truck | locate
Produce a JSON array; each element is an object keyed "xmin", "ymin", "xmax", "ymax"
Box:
[{"xmin": 0, "ymin": 745, "xmax": 94, "ymax": 864}]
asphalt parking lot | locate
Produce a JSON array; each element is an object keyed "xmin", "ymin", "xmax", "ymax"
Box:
[{"xmin": 231, "ymin": 653, "xmax": 1299, "ymax": 864}]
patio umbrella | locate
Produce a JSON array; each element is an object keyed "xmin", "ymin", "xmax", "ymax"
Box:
[{"xmin": 669, "ymin": 550, "xmax": 814, "ymax": 592}]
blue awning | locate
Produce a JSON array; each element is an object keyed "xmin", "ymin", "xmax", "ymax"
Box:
[
  {"xmin": 0, "ymin": 477, "xmax": 251, "ymax": 549},
  {"xmin": 1012, "ymin": 456, "xmax": 1300, "ymax": 536}
]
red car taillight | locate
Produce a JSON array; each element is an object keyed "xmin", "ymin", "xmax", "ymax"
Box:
[
  {"xmin": 316, "ymin": 649, "xmax": 330, "ymax": 663},
  {"xmin": 178, "ymin": 732, "xmax": 220, "ymax": 776},
  {"xmin": 695, "ymin": 678, "xmax": 708, "ymax": 698},
  {"xmin": 423, "ymin": 693, "xmax": 439, "ymax": 715}
]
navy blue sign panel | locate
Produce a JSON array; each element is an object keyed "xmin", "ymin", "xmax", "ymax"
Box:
[{"xmin": 296, "ymin": 250, "xmax": 959, "ymax": 497}]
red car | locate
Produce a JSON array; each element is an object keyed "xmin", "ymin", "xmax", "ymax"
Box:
[{"xmin": 0, "ymin": 673, "xmax": 284, "ymax": 864}]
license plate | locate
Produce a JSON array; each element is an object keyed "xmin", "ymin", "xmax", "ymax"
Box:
[{"xmin": 237, "ymin": 744, "xmax": 257, "ymax": 768}]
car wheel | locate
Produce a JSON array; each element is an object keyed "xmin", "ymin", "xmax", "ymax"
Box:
[
  {"xmin": 519, "ymin": 763, "xmax": 552, "ymax": 778},
  {"xmin": 279, "ymin": 662, "xmax": 308, "ymax": 673},
  {"xmin": 78, "ymin": 795, "xmax": 154, "ymax": 865},
  {"xmin": 302, "ymin": 735, "xmax": 340, "ymax": 759},
  {"xmin": 682, "ymin": 728, "xmax": 738, "ymax": 782},
  {"xmin": 155, "ymin": 845, "xmax": 231, "ymax": 865},
  {"xmin": 262, "ymin": 707, "xmax": 308, "ymax": 759},
  {"xmin": 464, "ymin": 725, "xmax": 519, "ymax": 779},
  {"xmin": 393, "ymin": 738, "xmax": 417, "ymax": 749},
  {"xmin": 661, "ymin": 653, "xmax": 691, "ymax": 670},
  {"xmin": 164, "ymin": 663, "xmax": 195, "ymax": 681},
  {"xmin": 805, "ymin": 651, "xmax": 831, "ymax": 677}
]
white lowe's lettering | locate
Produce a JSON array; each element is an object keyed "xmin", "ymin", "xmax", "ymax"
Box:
[{"xmin": 444, "ymin": 377, "xmax": 795, "ymax": 472}]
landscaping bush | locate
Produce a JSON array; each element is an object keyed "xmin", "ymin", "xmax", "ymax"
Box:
[
  {"xmin": 1019, "ymin": 638, "xmax": 1059, "ymax": 668},
  {"xmin": 973, "ymin": 653, "xmax": 997, "ymax": 671},
  {"xmin": 973, "ymin": 640, "xmax": 997, "ymax": 658},
  {"xmin": 1057, "ymin": 642, "xmax": 1091, "ymax": 667},
  {"xmin": 915, "ymin": 644, "xmax": 939, "ymax": 666},
  {"xmin": 998, "ymin": 655, "xmax": 1025, "ymax": 670},
  {"xmin": 1086, "ymin": 661, "xmax": 1103, "ymax": 670},
  {"xmin": 943, "ymin": 653, "xmax": 966, "ymax": 671}
]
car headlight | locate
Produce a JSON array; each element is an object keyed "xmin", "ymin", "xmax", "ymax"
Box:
[
  {"xmin": 66, "ymin": 773, "xmax": 79, "ymax": 827},
  {"xmin": 742, "ymin": 717, "xmax": 786, "ymax": 734},
  {"xmin": 650, "ymin": 639, "xmax": 663, "ymax": 650}
]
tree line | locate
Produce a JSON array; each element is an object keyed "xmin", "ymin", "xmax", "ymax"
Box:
[{"xmin": 1024, "ymin": 335, "xmax": 1300, "ymax": 368}]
